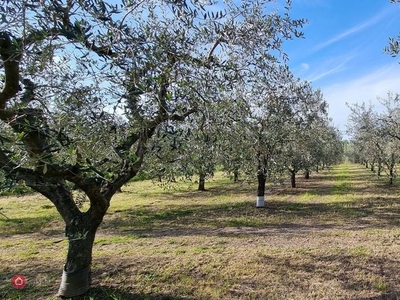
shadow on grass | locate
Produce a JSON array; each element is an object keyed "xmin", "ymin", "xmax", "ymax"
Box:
[
  {"xmin": 87, "ymin": 286, "xmax": 189, "ymax": 300},
  {"xmin": 254, "ymin": 251, "xmax": 400, "ymax": 300},
  {"xmin": 87, "ymin": 252, "xmax": 400, "ymax": 300},
  {"xmin": 2, "ymin": 163, "xmax": 400, "ymax": 239},
  {"xmin": 101, "ymin": 164, "xmax": 400, "ymax": 234},
  {"xmin": 0, "ymin": 215, "xmax": 61, "ymax": 237},
  {"xmin": 0, "ymin": 267, "xmax": 188, "ymax": 300},
  {"xmin": 101, "ymin": 192, "xmax": 400, "ymax": 238},
  {"xmin": 356, "ymin": 294, "xmax": 400, "ymax": 300},
  {"xmin": 0, "ymin": 283, "xmax": 189, "ymax": 300}
]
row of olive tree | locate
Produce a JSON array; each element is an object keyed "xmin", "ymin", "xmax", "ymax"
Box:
[
  {"xmin": 347, "ymin": 93, "xmax": 400, "ymax": 184},
  {"xmin": 142, "ymin": 63, "xmax": 343, "ymax": 206},
  {"xmin": 0, "ymin": 0, "xmax": 310, "ymax": 297}
]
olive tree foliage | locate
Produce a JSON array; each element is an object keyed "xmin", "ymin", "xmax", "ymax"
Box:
[
  {"xmin": 143, "ymin": 108, "xmax": 221, "ymax": 191},
  {"xmin": 217, "ymin": 92, "xmax": 254, "ymax": 183},
  {"xmin": 347, "ymin": 103, "xmax": 382, "ymax": 168},
  {"xmin": 284, "ymin": 119, "xmax": 342, "ymax": 184},
  {"xmin": 143, "ymin": 84, "xmax": 257, "ymax": 189},
  {"xmin": 219, "ymin": 66, "xmax": 332, "ymax": 201},
  {"xmin": 174, "ymin": 111, "xmax": 221, "ymax": 191},
  {"xmin": 385, "ymin": 0, "xmax": 400, "ymax": 59},
  {"xmin": 347, "ymin": 93, "xmax": 400, "ymax": 184},
  {"xmin": 143, "ymin": 91, "xmax": 249, "ymax": 190},
  {"xmin": 375, "ymin": 93, "xmax": 400, "ymax": 183},
  {"xmin": 244, "ymin": 66, "xmax": 305, "ymax": 198},
  {"xmin": 276, "ymin": 88, "xmax": 332, "ymax": 188},
  {"xmin": 317, "ymin": 123, "xmax": 343, "ymax": 169},
  {"xmin": 0, "ymin": 0, "xmax": 306, "ymax": 297}
]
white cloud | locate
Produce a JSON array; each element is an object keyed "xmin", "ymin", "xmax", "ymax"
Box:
[{"xmin": 322, "ymin": 63, "xmax": 400, "ymax": 136}]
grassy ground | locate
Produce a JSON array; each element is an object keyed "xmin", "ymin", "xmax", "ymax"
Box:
[{"xmin": 2, "ymin": 163, "xmax": 400, "ymax": 299}]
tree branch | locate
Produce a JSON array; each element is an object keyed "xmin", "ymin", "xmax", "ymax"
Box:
[
  {"xmin": 0, "ymin": 150, "xmax": 80, "ymax": 223},
  {"xmin": 0, "ymin": 32, "xmax": 22, "ymax": 110}
]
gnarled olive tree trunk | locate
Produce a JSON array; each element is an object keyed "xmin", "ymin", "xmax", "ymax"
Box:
[
  {"xmin": 22, "ymin": 179, "xmax": 111, "ymax": 298},
  {"xmin": 58, "ymin": 211, "xmax": 104, "ymax": 298}
]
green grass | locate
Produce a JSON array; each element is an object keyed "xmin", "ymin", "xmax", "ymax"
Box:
[
  {"xmin": 2, "ymin": 163, "xmax": 400, "ymax": 299},
  {"xmin": 0, "ymin": 194, "xmax": 60, "ymax": 236}
]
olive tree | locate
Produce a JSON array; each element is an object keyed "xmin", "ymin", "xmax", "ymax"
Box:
[
  {"xmin": 224, "ymin": 66, "xmax": 320, "ymax": 206},
  {"xmin": 347, "ymin": 95, "xmax": 400, "ymax": 184},
  {"xmin": 143, "ymin": 110, "xmax": 221, "ymax": 191},
  {"xmin": 277, "ymin": 87, "xmax": 330, "ymax": 188},
  {"xmin": 375, "ymin": 93, "xmax": 400, "ymax": 183},
  {"xmin": 0, "ymin": 0, "xmax": 305, "ymax": 297},
  {"xmin": 316, "ymin": 123, "xmax": 343, "ymax": 171}
]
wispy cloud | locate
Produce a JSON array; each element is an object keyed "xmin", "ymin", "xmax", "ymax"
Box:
[
  {"xmin": 307, "ymin": 62, "xmax": 346, "ymax": 82},
  {"xmin": 312, "ymin": 7, "xmax": 391, "ymax": 52},
  {"xmin": 322, "ymin": 63, "xmax": 400, "ymax": 134},
  {"xmin": 301, "ymin": 53, "xmax": 356, "ymax": 82}
]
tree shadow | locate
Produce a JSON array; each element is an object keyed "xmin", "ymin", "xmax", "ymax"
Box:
[
  {"xmin": 0, "ymin": 215, "xmax": 62, "ymax": 237},
  {"xmin": 102, "ymin": 190, "xmax": 400, "ymax": 237},
  {"xmin": 252, "ymin": 252, "xmax": 400, "ymax": 299},
  {"xmin": 0, "ymin": 265, "xmax": 189, "ymax": 300},
  {"xmin": 88, "ymin": 251, "xmax": 400, "ymax": 300},
  {"xmin": 86, "ymin": 286, "xmax": 189, "ymax": 300},
  {"xmin": 356, "ymin": 293, "xmax": 400, "ymax": 300}
]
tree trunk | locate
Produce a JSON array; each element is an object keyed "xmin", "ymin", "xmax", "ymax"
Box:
[
  {"xmin": 170, "ymin": 174, "xmax": 176, "ymax": 183},
  {"xmin": 256, "ymin": 170, "xmax": 266, "ymax": 207},
  {"xmin": 304, "ymin": 169, "xmax": 310, "ymax": 179},
  {"xmin": 389, "ymin": 153, "xmax": 395, "ymax": 184},
  {"xmin": 390, "ymin": 166, "xmax": 394, "ymax": 185},
  {"xmin": 198, "ymin": 173, "xmax": 206, "ymax": 191},
  {"xmin": 233, "ymin": 170, "xmax": 239, "ymax": 182},
  {"xmin": 378, "ymin": 162, "xmax": 382, "ymax": 177},
  {"xmin": 58, "ymin": 211, "xmax": 104, "ymax": 298},
  {"xmin": 291, "ymin": 171, "xmax": 296, "ymax": 188},
  {"xmin": 13, "ymin": 178, "xmax": 99, "ymax": 298}
]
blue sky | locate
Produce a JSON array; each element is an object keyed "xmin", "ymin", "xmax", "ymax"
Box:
[{"xmin": 282, "ymin": 0, "xmax": 400, "ymax": 136}]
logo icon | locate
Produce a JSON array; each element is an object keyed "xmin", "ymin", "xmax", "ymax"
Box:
[{"xmin": 11, "ymin": 274, "xmax": 27, "ymax": 289}]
